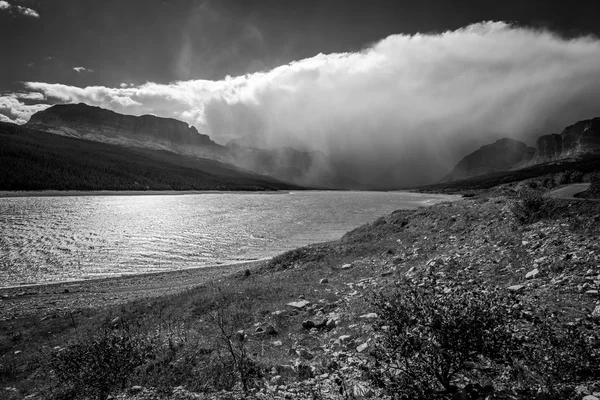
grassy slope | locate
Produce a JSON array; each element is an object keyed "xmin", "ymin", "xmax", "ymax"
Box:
[
  {"xmin": 1, "ymin": 184, "xmax": 600, "ymax": 399},
  {"xmin": 0, "ymin": 122, "xmax": 303, "ymax": 191}
]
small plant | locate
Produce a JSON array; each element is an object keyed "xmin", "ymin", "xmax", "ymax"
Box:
[
  {"xmin": 510, "ymin": 188, "xmax": 553, "ymax": 224},
  {"xmin": 366, "ymin": 275, "xmax": 519, "ymax": 400},
  {"xmin": 49, "ymin": 325, "xmax": 154, "ymax": 400}
]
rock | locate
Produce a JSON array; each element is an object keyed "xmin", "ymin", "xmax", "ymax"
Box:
[
  {"xmin": 359, "ymin": 313, "xmax": 378, "ymax": 319},
  {"xmin": 380, "ymin": 270, "xmax": 393, "ymax": 277},
  {"xmin": 526, "ymin": 268, "xmax": 539, "ymax": 279},
  {"xmin": 298, "ymin": 349, "xmax": 314, "ymax": 360},
  {"xmin": 265, "ymin": 324, "xmax": 278, "ymax": 335},
  {"xmin": 508, "ymin": 284, "xmax": 525, "ymax": 292},
  {"xmin": 255, "ymin": 327, "xmax": 265, "ymax": 333},
  {"xmin": 586, "ymin": 290, "xmax": 599, "ymax": 296},
  {"xmin": 319, "ymin": 278, "xmax": 329, "ymax": 284},
  {"xmin": 272, "ymin": 310, "xmax": 286, "ymax": 316},
  {"xmin": 592, "ymin": 305, "xmax": 600, "ymax": 319},
  {"xmin": 14, "ymin": 350, "xmax": 22, "ymax": 355},
  {"xmin": 302, "ymin": 320, "xmax": 315, "ymax": 330},
  {"xmin": 582, "ymin": 396, "xmax": 599, "ymax": 400},
  {"xmin": 338, "ymin": 335, "xmax": 353, "ymax": 343},
  {"xmin": 325, "ymin": 319, "xmax": 337, "ymax": 330},
  {"xmin": 356, "ymin": 343, "xmax": 368, "ymax": 353},
  {"xmin": 128, "ymin": 386, "xmax": 144, "ymax": 395},
  {"xmin": 287, "ymin": 300, "xmax": 310, "ymax": 309},
  {"xmin": 341, "ymin": 263, "xmax": 353, "ymax": 270},
  {"xmin": 270, "ymin": 375, "xmax": 283, "ymax": 386},
  {"xmin": 236, "ymin": 330, "xmax": 246, "ymax": 342},
  {"xmin": 272, "ymin": 340, "xmax": 283, "ymax": 347}
]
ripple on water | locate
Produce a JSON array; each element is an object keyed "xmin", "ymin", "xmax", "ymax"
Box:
[{"xmin": 0, "ymin": 191, "xmax": 459, "ymax": 286}]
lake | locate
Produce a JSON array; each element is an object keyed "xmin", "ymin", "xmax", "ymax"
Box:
[{"xmin": 0, "ymin": 191, "xmax": 459, "ymax": 287}]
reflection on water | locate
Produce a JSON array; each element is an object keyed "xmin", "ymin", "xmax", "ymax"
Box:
[{"xmin": 0, "ymin": 191, "xmax": 457, "ymax": 286}]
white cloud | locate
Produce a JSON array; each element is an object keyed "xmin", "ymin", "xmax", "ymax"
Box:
[
  {"xmin": 73, "ymin": 67, "xmax": 93, "ymax": 73},
  {"xmin": 0, "ymin": 94, "xmax": 50, "ymax": 124},
  {"xmin": 11, "ymin": 22, "xmax": 600, "ymax": 184},
  {"xmin": 0, "ymin": 1, "xmax": 39, "ymax": 17}
]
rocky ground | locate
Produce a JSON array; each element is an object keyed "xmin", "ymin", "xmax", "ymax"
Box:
[{"xmin": 2, "ymin": 185, "xmax": 600, "ymax": 400}]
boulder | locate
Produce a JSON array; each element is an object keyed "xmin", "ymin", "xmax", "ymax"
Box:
[
  {"xmin": 356, "ymin": 343, "xmax": 369, "ymax": 353},
  {"xmin": 287, "ymin": 300, "xmax": 310, "ymax": 309},
  {"xmin": 302, "ymin": 320, "xmax": 315, "ymax": 330},
  {"xmin": 341, "ymin": 263, "xmax": 353, "ymax": 270},
  {"xmin": 526, "ymin": 268, "xmax": 539, "ymax": 279},
  {"xmin": 319, "ymin": 278, "xmax": 329, "ymax": 284}
]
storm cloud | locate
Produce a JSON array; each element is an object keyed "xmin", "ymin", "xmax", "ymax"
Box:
[{"xmin": 7, "ymin": 22, "xmax": 600, "ymax": 185}]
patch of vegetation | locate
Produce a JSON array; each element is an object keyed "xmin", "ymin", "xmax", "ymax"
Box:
[
  {"xmin": 49, "ymin": 325, "xmax": 154, "ymax": 400},
  {"xmin": 366, "ymin": 274, "xmax": 600, "ymax": 400},
  {"xmin": 510, "ymin": 188, "xmax": 555, "ymax": 224}
]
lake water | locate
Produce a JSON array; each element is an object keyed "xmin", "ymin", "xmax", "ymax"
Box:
[{"xmin": 0, "ymin": 191, "xmax": 458, "ymax": 287}]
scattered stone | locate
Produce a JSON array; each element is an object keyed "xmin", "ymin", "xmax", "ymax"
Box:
[
  {"xmin": 325, "ymin": 319, "xmax": 337, "ymax": 330},
  {"xmin": 128, "ymin": 386, "xmax": 143, "ymax": 395},
  {"xmin": 319, "ymin": 278, "xmax": 329, "ymax": 284},
  {"xmin": 302, "ymin": 320, "xmax": 315, "ymax": 330},
  {"xmin": 265, "ymin": 324, "xmax": 278, "ymax": 335},
  {"xmin": 341, "ymin": 263, "xmax": 353, "ymax": 270},
  {"xmin": 298, "ymin": 349, "xmax": 314, "ymax": 360},
  {"xmin": 592, "ymin": 305, "xmax": 600, "ymax": 319},
  {"xmin": 359, "ymin": 313, "xmax": 378, "ymax": 319},
  {"xmin": 356, "ymin": 343, "xmax": 368, "ymax": 353},
  {"xmin": 287, "ymin": 300, "xmax": 310, "ymax": 309},
  {"xmin": 526, "ymin": 268, "xmax": 539, "ymax": 279}
]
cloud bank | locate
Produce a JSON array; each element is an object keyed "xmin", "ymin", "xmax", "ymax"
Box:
[
  {"xmin": 0, "ymin": 1, "xmax": 39, "ymax": 17},
  {"xmin": 5, "ymin": 22, "xmax": 600, "ymax": 185}
]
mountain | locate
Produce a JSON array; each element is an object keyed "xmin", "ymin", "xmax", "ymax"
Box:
[
  {"xmin": 533, "ymin": 117, "xmax": 600, "ymax": 163},
  {"xmin": 442, "ymin": 139, "xmax": 535, "ymax": 182},
  {"xmin": 27, "ymin": 103, "xmax": 233, "ymax": 163},
  {"xmin": 0, "ymin": 121, "xmax": 302, "ymax": 191},
  {"xmin": 26, "ymin": 104, "xmax": 359, "ymax": 189}
]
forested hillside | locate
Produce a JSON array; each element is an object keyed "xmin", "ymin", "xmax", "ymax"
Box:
[{"xmin": 0, "ymin": 122, "xmax": 302, "ymax": 191}]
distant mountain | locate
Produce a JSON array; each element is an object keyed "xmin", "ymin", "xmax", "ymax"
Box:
[
  {"xmin": 533, "ymin": 117, "xmax": 600, "ymax": 163},
  {"xmin": 0, "ymin": 121, "xmax": 302, "ymax": 191},
  {"xmin": 27, "ymin": 103, "xmax": 363, "ymax": 189},
  {"xmin": 442, "ymin": 139, "xmax": 535, "ymax": 182},
  {"xmin": 27, "ymin": 103, "xmax": 233, "ymax": 163}
]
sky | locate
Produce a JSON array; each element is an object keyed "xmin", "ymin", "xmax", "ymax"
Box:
[{"xmin": 2, "ymin": 0, "xmax": 600, "ymax": 184}]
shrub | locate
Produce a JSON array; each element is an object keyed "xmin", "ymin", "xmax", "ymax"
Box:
[
  {"xmin": 510, "ymin": 188, "xmax": 553, "ymax": 224},
  {"xmin": 366, "ymin": 275, "xmax": 600, "ymax": 400},
  {"xmin": 559, "ymin": 170, "xmax": 584, "ymax": 185},
  {"xmin": 50, "ymin": 327, "xmax": 154, "ymax": 400},
  {"xmin": 366, "ymin": 275, "xmax": 519, "ymax": 400}
]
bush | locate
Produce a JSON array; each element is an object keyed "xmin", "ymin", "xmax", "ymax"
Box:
[
  {"xmin": 559, "ymin": 170, "xmax": 584, "ymax": 185},
  {"xmin": 50, "ymin": 327, "xmax": 154, "ymax": 400},
  {"xmin": 510, "ymin": 188, "xmax": 553, "ymax": 224},
  {"xmin": 366, "ymin": 275, "xmax": 600, "ymax": 400},
  {"xmin": 366, "ymin": 275, "xmax": 519, "ymax": 400}
]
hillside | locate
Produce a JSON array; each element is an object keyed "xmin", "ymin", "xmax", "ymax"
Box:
[{"xmin": 0, "ymin": 122, "xmax": 303, "ymax": 191}]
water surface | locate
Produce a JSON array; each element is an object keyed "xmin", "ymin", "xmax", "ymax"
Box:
[{"xmin": 0, "ymin": 191, "xmax": 458, "ymax": 286}]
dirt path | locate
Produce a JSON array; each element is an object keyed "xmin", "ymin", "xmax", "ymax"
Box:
[
  {"xmin": 0, "ymin": 261, "xmax": 266, "ymax": 321},
  {"xmin": 548, "ymin": 183, "xmax": 593, "ymax": 200}
]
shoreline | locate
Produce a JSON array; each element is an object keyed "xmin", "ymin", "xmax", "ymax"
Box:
[{"xmin": 0, "ymin": 259, "xmax": 267, "ymax": 320}]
